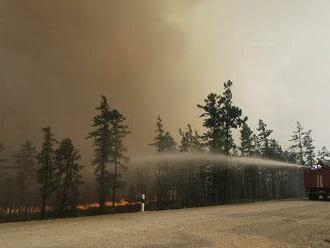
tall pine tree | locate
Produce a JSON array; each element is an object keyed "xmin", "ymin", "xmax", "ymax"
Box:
[
  {"xmin": 55, "ymin": 138, "xmax": 83, "ymax": 215},
  {"xmin": 87, "ymin": 96, "xmax": 112, "ymax": 212},
  {"xmin": 239, "ymin": 121, "xmax": 254, "ymax": 157},
  {"xmin": 150, "ymin": 115, "xmax": 176, "ymax": 152},
  {"xmin": 269, "ymin": 139, "xmax": 283, "ymax": 161},
  {"xmin": 198, "ymin": 81, "xmax": 245, "ymax": 154},
  {"xmin": 290, "ymin": 122, "xmax": 305, "ymax": 165},
  {"xmin": 257, "ymin": 119, "xmax": 273, "ymax": 158},
  {"xmin": 109, "ymin": 109, "xmax": 130, "ymax": 207},
  {"xmin": 37, "ymin": 127, "xmax": 57, "ymax": 219},
  {"xmin": 252, "ymin": 134, "xmax": 261, "ymax": 157},
  {"xmin": 197, "ymin": 93, "xmax": 223, "ymax": 152},
  {"xmin": 303, "ymin": 130, "xmax": 315, "ymax": 167},
  {"xmin": 219, "ymin": 81, "xmax": 246, "ymax": 155}
]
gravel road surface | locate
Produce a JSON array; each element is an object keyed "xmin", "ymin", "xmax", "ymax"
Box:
[{"xmin": 1, "ymin": 200, "xmax": 330, "ymax": 248}]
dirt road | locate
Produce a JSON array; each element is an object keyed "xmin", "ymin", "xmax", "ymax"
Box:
[{"xmin": 1, "ymin": 200, "xmax": 329, "ymax": 248}]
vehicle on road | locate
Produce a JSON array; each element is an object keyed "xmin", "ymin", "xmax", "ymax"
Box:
[{"xmin": 304, "ymin": 161, "xmax": 330, "ymax": 200}]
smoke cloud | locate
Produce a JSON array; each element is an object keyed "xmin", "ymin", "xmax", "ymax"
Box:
[
  {"xmin": 0, "ymin": 0, "xmax": 202, "ymax": 158},
  {"xmin": 1, "ymin": 0, "xmax": 330, "ymax": 163}
]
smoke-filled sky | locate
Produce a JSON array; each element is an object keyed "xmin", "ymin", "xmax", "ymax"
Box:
[{"xmin": 0, "ymin": 0, "xmax": 329, "ymax": 159}]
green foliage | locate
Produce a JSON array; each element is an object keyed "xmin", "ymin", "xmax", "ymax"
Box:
[
  {"xmin": 219, "ymin": 81, "xmax": 246, "ymax": 154},
  {"xmin": 251, "ymin": 134, "xmax": 261, "ymax": 157},
  {"xmin": 256, "ymin": 119, "xmax": 273, "ymax": 158},
  {"xmin": 150, "ymin": 115, "xmax": 176, "ymax": 152},
  {"xmin": 317, "ymin": 146, "xmax": 330, "ymax": 164},
  {"xmin": 282, "ymin": 150, "xmax": 298, "ymax": 164},
  {"xmin": 179, "ymin": 124, "xmax": 204, "ymax": 152},
  {"xmin": 37, "ymin": 127, "xmax": 58, "ymax": 218},
  {"xmin": 239, "ymin": 121, "xmax": 254, "ymax": 157},
  {"xmin": 55, "ymin": 138, "xmax": 83, "ymax": 214},
  {"xmin": 290, "ymin": 122, "xmax": 305, "ymax": 165},
  {"xmin": 303, "ymin": 130, "xmax": 315, "ymax": 167},
  {"xmin": 198, "ymin": 81, "xmax": 245, "ymax": 154},
  {"xmin": 269, "ymin": 139, "xmax": 283, "ymax": 160},
  {"xmin": 197, "ymin": 93, "xmax": 223, "ymax": 152}
]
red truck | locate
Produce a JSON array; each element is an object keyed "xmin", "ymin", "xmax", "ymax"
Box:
[{"xmin": 304, "ymin": 163, "xmax": 330, "ymax": 200}]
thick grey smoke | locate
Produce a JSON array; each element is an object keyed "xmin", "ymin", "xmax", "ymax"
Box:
[{"xmin": 0, "ymin": 1, "xmax": 202, "ymax": 158}]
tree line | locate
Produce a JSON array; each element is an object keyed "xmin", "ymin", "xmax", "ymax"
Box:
[
  {"xmin": 0, "ymin": 81, "xmax": 328, "ymax": 222},
  {"xmin": 149, "ymin": 81, "xmax": 328, "ymax": 166}
]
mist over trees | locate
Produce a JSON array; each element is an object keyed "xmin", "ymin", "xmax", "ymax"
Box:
[{"xmin": 0, "ymin": 82, "xmax": 326, "ymax": 222}]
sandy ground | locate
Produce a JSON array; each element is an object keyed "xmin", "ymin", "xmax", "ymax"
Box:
[{"xmin": 0, "ymin": 200, "xmax": 330, "ymax": 248}]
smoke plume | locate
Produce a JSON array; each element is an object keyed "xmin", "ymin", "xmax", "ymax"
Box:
[{"xmin": 0, "ymin": 0, "xmax": 202, "ymax": 158}]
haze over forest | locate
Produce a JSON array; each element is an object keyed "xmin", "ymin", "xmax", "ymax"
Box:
[{"xmin": 1, "ymin": 0, "xmax": 330, "ymax": 161}]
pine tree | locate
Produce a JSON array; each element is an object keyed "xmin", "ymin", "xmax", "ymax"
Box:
[
  {"xmin": 55, "ymin": 138, "xmax": 83, "ymax": 215},
  {"xmin": 252, "ymin": 134, "xmax": 261, "ymax": 157},
  {"xmin": 163, "ymin": 132, "xmax": 177, "ymax": 152},
  {"xmin": 239, "ymin": 121, "xmax": 254, "ymax": 157},
  {"xmin": 87, "ymin": 96, "xmax": 112, "ymax": 212},
  {"xmin": 317, "ymin": 146, "xmax": 330, "ymax": 164},
  {"xmin": 16, "ymin": 141, "xmax": 37, "ymax": 175},
  {"xmin": 150, "ymin": 115, "xmax": 176, "ymax": 152},
  {"xmin": 219, "ymin": 81, "xmax": 246, "ymax": 155},
  {"xmin": 109, "ymin": 109, "xmax": 130, "ymax": 207},
  {"xmin": 198, "ymin": 81, "xmax": 245, "ymax": 154},
  {"xmin": 257, "ymin": 119, "xmax": 273, "ymax": 158},
  {"xmin": 150, "ymin": 115, "xmax": 176, "ymax": 208},
  {"xmin": 150, "ymin": 115, "xmax": 166, "ymax": 153},
  {"xmin": 303, "ymin": 130, "xmax": 315, "ymax": 167},
  {"xmin": 197, "ymin": 93, "xmax": 223, "ymax": 153},
  {"xmin": 178, "ymin": 124, "xmax": 203, "ymax": 152},
  {"xmin": 37, "ymin": 127, "xmax": 57, "ymax": 219},
  {"xmin": 282, "ymin": 150, "xmax": 297, "ymax": 163},
  {"xmin": 15, "ymin": 141, "xmax": 37, "ymax": 208},
  {"xmin": 290, "ymin": 122, "xmax": 305, "ymax": 165},
  {"xmin": 269, "ymin": 139, "xmax": 283, "ymax": 161}
]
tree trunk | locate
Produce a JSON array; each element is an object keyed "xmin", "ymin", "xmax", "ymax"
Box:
[
  {"xmin": 99, "ymin": 163, "xmax": 106, "ymax": 213},
  {"xmin": 40, "ymin": 195, "xmax": 46, "ymax": 219},
  {"xmin": 112, "ymin": 141, "xmax": 118, "ymax": 207}
]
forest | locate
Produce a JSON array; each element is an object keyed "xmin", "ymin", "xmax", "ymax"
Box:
[{"xmin": 0, "ymin": 81, "xmax": 329, "ymax": 223}]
